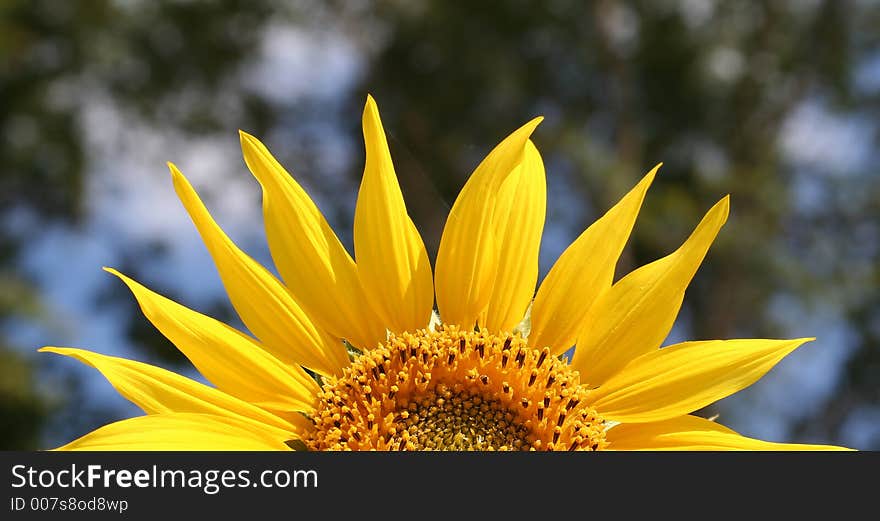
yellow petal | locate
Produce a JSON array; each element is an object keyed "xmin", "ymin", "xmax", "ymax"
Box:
[
  {"xmin": 572, "ymin": 196, "xmax": 730, "ymax": 386},
  {"xmin": 606, "ymin": 415, "xmax": 853, "ymax": 450},
  {"xmin": 481, "ymin": 140, "xmax": 546, "ymax": 332},
  {"xmin": 240, "ymin": 131, "xmax": 386, "ymax": 350},
  {"xmin": 588, "ymin": 337, "xmax": 813, "ymax": 423},
  {"xmin": 39, "ymin": 346, "xmax": 307, "ymax": 434},
  {"xmin": 54, "ymin": 413, "xmax": 292, "ymax": 451},
  {"xmin": 106, "ymin": 268, "xmax": 320, "ymax": 414},
  {"xmin": 170, "ymin": 164, "xmax": 348, "ymax": 376},
  {"xmin": 434, "ymin": 117, "xmax": 543, "ymax": 329},
  {"xmin": 354, "ymin": 95, "xmax": 434, "ymax": 333},
  {"xmin": 529, "ymin": 166, "xmax": 658, "ymax": 354}
]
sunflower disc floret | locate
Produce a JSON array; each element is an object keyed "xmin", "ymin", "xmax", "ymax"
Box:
[{"xmin": 305, "ymin": 326, "xmax": 607, "ymax": 451}]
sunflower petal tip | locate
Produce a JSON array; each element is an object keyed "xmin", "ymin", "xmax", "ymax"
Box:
[
  {"xmin": 362, "ymin": 96, "xmax": 382, "ymax": 123},
  {"xmin": 714, "ymin": 194, "xmax": 731, "ymax": 219},
  {"xmin": 38, "ymin": 346, "xmax": 77, "ymax": 356},
  {"xmin": 643, "ymin": 163, "xmax": 662, "ymax": 182},
  {"xmin": 238, "ymin": 130, "xmax": 260, "ymax": 149},
  {"xmin": 40, "ymin": 345, "xmax": 80, "ymax": 357},
  {"xmin": 169, "ymin": 168, "xmax": 192, "ymax": 193},
  {"xmin": 102, "ymin": 266, "xmax": 129, "ymax": 283},
  {"xmin": 507, "ymin": 116, "xmax": 544, "ymax": 145},
  {"xmin": 167, "ymin": 163, "xmax": 186, "ymax": 182}
]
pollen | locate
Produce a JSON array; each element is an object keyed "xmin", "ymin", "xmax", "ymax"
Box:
[{"xmin": 303, "ymin": 326, "xmax": 608, "ymax": 451}]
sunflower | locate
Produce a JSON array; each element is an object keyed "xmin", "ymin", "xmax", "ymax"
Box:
[{"xmin": 43, "ymin": 96, "xmax": 849, "ymax": 451}]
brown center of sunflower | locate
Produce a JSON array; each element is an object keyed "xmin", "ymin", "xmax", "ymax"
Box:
[{"xmin": 303, "ymin": 326, "xmax": 608, "ymax": 451}]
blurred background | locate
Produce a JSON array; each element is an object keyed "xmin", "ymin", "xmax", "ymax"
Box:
[{"xmin": 1, "ymin": 0, "xmax": 878, "ymax": 450}]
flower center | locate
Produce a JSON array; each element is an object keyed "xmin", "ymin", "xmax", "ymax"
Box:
[
  {"xmin": 303, "ymin": 326, "xmax": 608, "ymax": 451},
  {"xmin": 389, "ymin": 386, "xmax": 532, "ymax": 450}
]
